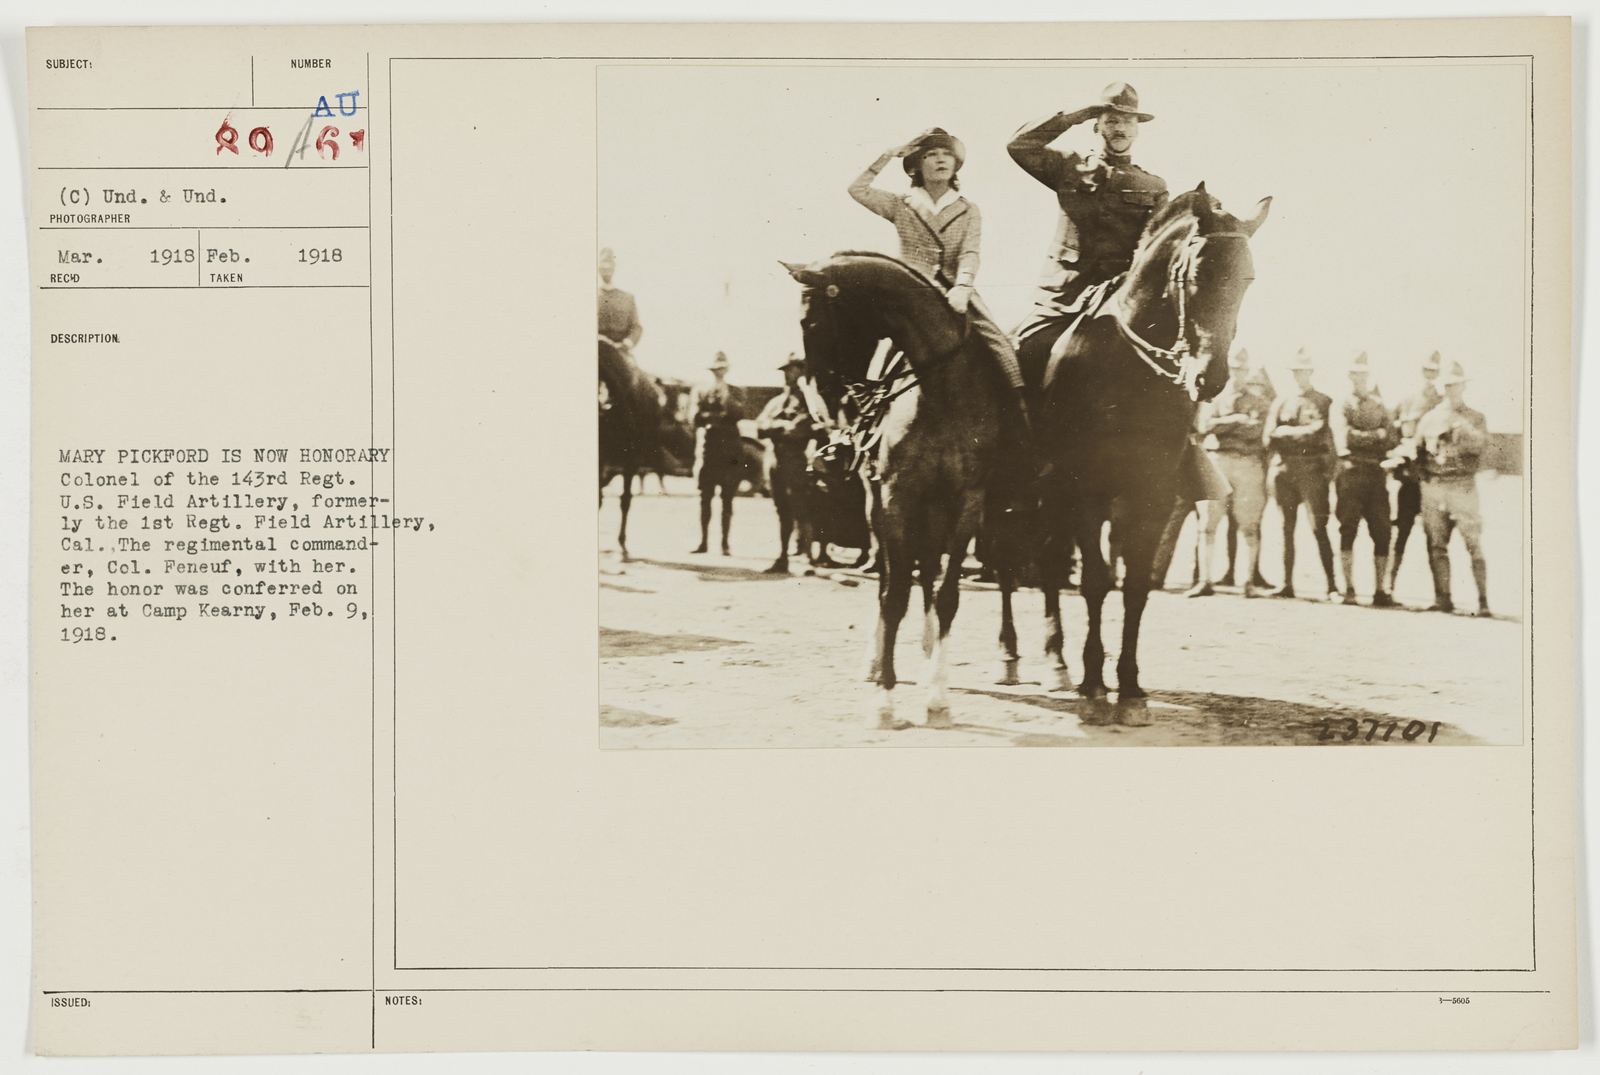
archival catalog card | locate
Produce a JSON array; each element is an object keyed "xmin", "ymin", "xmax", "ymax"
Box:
[{"xmin": 28, "ymin": 17, "xmax": 1576, "ymax": 1055}]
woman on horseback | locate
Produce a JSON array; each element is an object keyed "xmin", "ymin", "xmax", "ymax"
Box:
[{"xmin": 848, "ymin": 129, "xmax": 1031, "ymax": 436}]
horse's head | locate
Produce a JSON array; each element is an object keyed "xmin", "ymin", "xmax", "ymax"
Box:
[
  {"xmin": 1128, "ymin": 183, "xmax": 1271, "ymax": 403},
  {"xmin": 781, "ymin": 252, "xmax": 949, "ymax": 409}
]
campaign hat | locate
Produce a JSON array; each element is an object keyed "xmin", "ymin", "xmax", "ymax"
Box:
[
  {"xmin": 708, "ymin": 352, "xmax": 730, "ymax": 372},
  {"xmin": 1440, "ymin": 360, "xmax": 1469, "ymax": 386},
  {"xmin": 1228, "ymin": 348, "xmax": 1250, "ymax": 369},
  {"xmin": 778, "ymin": 353, "xmax": 806, "ymax": 371},
  {"xmin": 1421, "ymin": 350, "xmax": 1443, "ymax": 372},
  {"xmin": 902, "ymin": 127, "xmax": 967, "ymax": 176},
  {"xmin": 1287, "ymin": 348, "xmax": 1315, "ymax": 371},
  {"xmin": 1347, "ymin": 351, "xmax": 1372, "ymax": 374},
  {"xmin": 1093, "ymin": 82, "xmax": 1154, "ymax": 122}
]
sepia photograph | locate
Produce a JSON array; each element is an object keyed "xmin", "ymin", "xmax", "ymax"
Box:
[{"xmin": 597, "ymin": 60, "xmax": 1530, "ymax": 749}]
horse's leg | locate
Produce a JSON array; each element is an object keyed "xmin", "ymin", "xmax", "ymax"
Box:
[
  {"xmin": 870, "ymin": 527, "xmax": 915, "ymax": 731},
  {"xmin": 925, "ymin": 492, "xmax": 984, "ymax": 728},
  {"xmin": 617, "ymin": 465, "xmax": 634, "ymax": 561},
  {"xmin": 1075, "ymin": 504, "xmax": 1113, "ymax": 699},
  {"xmin": 996, "ymin": 558, "xmax": 1021, "ymax": 686},
  {"xmin": 1040, "ymin": 527, "xmax": 1072, "ymax": 692},
  {"xmin": 1114, "ymin": 499, "xmax": 1167, "ymax": 704}
]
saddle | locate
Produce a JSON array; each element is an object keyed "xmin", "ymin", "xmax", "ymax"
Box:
[{"xmin": 1018, "ymin": 275, "xmax": 1122, "ymax": 393}]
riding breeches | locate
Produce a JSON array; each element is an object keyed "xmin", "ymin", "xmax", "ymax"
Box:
[
  {"xmin": 1272, "ymin": 457, "xmax": 1333, "ymax": 523},
  {"xmin": 1200, "ymin": 453, "xmax": 1268, "ymax": 534},
  {"xmin": 1334, "ymin": 463, "xmax": 1392, "ymax": 553}
]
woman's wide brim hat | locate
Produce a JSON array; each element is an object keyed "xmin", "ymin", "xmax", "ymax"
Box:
[
  {"xmin": 902, "ymin": 127, "xmax": 967, "ymax": 176},
  {"xmin": 1091, "ymin": 82, "xmax": 1155, "ymax": 123}
]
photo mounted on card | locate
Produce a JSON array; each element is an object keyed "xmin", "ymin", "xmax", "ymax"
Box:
[{"xmin": 597, "ymin": 60, "xmax": 1529, "ymax": 749}]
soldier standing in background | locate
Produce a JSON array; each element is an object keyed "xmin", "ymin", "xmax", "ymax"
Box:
[
  {"xmin": 597, "ymin": 247, "xmax": 643, "ymax": 355},
  {"xmin": 1400, "ymin": 361, "xmax": 1492, "ymax": 616},
  {"xmin": 690, "ymin": 353, "xmax": 744, "ymax": 557},
  {"xmin": 1330, "ymin": 353, "xmax": 1398, "ymax": 606},
  {"xmin": 1385, "ymin": 350, "xmax": 1443, "ymax": 594},
  {"xmin": 1264, "ymin": 350, "xmax": 1339, "ymax": 601},
  {"xmin": 756, "ymin": 355, "xmax": 817, "ymax": 574},
  {"xmin": 1190, "ymin": 349, "xmax": 1274, "ymax": 598}
]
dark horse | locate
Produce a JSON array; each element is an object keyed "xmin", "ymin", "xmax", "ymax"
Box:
[
  {"xmin": 1005, "ymin": 184, "xmax": 1270, "ymax": 700},
  {"xmin": 598, "ymin": 336, "xmax": 663, "ymax": 561},
  {"xmin": 783, "ymin": 252, "xmax": 1006, "ymax": 729}
]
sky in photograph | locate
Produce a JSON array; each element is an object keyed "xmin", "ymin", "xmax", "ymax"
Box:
[{"xmin": 599, "ymin": 61, "xmax": 1529, "ymax": 430}]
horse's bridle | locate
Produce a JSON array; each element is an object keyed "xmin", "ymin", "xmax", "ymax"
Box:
[
  {"xmin": 1112, "ymin": 230, "xmax": 1251, "ymax": 401},
  {"xmin": 802, "ymin": 278, "xmax": 973, "ymax": 475}
]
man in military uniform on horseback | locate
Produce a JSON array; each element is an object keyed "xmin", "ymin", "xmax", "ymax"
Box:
[
  {"xmin": 1008, "ymin": 82, "xmax": 1169, "ymax": 360},
  {"xmin": 597, "ymin": 247, "xmax": 643, "ymax": 355},
  {"xmin": 756, "ymin": 354, "xmax": 818, "ymax": 574}
]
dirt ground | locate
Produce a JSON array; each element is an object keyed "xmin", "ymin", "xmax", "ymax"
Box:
[{"xmin": 599, "ymin": 474, "xmax": 1525, "ymax": 749}]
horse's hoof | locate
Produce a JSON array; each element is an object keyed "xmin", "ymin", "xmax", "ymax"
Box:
[
  {"xmin": 1049, "ymin": 667, "xmax": 1075, "ymax": 693},
  {"xmin": 995, "ymin": 661, "xmax": 1021, "ymax": 687},
  {"xmin": 924, "ymin": 707, "xmax": 953, "ymax": 730},
  {"xmin": 869, "ymin": 712, "xmax": 911, "ymax": 731},
  {"xmin": 1077, "ymin": 683, "xmax": 1109, "ymax": 700},
  {"xmin": 1115, "ymin": 696, "xmax": 1153, "ymax": 726}
]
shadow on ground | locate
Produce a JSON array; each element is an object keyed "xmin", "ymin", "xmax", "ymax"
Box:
[
  {"xmin": 599, "ymin": 626, "xmax": 747, "ymax": 658},
  {"xmin": 634, "ymin": 557, "xmax": 795, "ymax": 583},
  {"xmin": 953, "ymin": 685, "xmax": 1484, "ymax": 747}
]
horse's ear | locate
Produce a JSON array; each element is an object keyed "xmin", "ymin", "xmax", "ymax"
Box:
[
  {"xmin": 1192, "ymin": 182, "xmax": 1216, "ymax": 228},
  {"xmin": 781, "ymin": 260, "xmax": 826, "ymax": 287},
  {"xmin": 1241, "ymin": 196, "xmax": 1273, "ymax": 237}
]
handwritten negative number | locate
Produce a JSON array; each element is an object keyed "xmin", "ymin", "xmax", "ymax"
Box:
[{"xmin": 1315, "ymin": 718, "xmax": 1440, "ymax": 743}]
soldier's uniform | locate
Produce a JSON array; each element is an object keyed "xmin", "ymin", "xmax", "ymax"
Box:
[
  {"xmin": 1330, "ymin": 352, "xmax": 1398, "ymax": 605},
  {"xmin": 597, "ymin": 247, "xmax": 642, "ymax": 352},
  {"xmin": 1386, "ymin": 351, "xmax": 1444, "ymax": 592},
  {"xmin": 1193, "ymin": 351, "xmax": 1273, "ymax": 596},
  {"xmin": 691, "ymin": 354, "xmax": 744, "ymax": 556},
  {"xmin": 1265, "ymin": 350, "xmax": 1339, "ymax": 599},
  {"xmin": 1007, "ymin": 83, "xmax": 1169, "ymax": 349},
  {"xmin": 1411, "ymin": 361, "xmax": 1490, "ymax": 615},
  {"xmin": 756, "ymin": 357, "xmax": 817, "ymax": 572}
]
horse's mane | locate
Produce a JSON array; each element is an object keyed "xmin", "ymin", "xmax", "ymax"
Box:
[
  {"xmin": 825, "ymin": 249, "xmax": 944, "ymax": 292},
  {"xmin": 1136, "ymin": 188, "xmax": 1207, "ymax": 247}
]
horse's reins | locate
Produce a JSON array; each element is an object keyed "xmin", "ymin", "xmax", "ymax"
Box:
[
  {"xmin": 1111, "ymin": 231, "xmax": 1250, "ymax": 401},
  {"xmin": 806, "ymin": 279, "xmax": 973, "ymax": 476}
]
